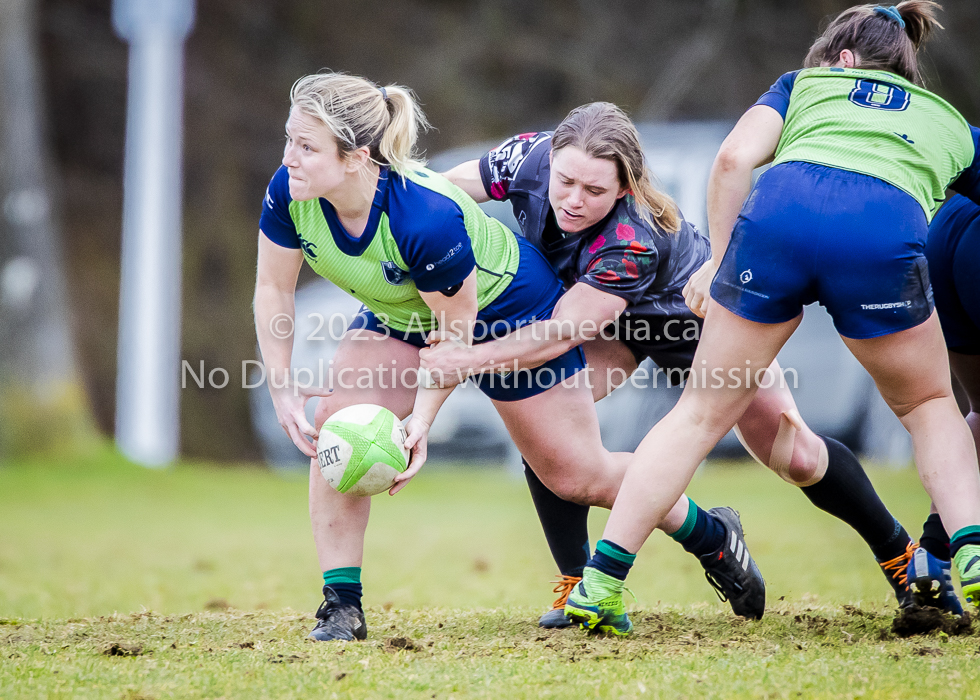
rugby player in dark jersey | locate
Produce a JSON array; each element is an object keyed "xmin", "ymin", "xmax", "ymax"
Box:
[{"xmin": 425, "ymin": 102, "xmax": 918, "ymax": 630}]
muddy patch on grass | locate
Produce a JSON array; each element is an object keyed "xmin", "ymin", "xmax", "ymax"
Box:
[
  {"xmin": 384, "ymin": 636, "xmax": 419, "ymax": 652},
  {"xmin": 892, "ymin": 607, "xmax": 972, "ymax": 638},
  {"xmin": 102, "ymin": 642, "xmax": 145, "ymax": 657}
]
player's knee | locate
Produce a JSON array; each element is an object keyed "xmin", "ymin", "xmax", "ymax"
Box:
[
  {"xmin": 739, "ymin": 410, "xmax": 825, "ymax": 486},
  {"xmin": 885, "ymin": 389, "xmax": 951, "ymax": 419},
  {"xmin": 779, "ymin": 456, "xmax": 820, "ymax": 486},
  {"xmin": 546, "ymin": 474, "xmax": 598, "ymax": 505},
  {"xmin": 678, "ymin": 398, "xmax": 734, "ymax": 443}
]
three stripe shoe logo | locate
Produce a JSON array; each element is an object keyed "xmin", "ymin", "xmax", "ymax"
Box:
[{"xmin": 730, "ymin": 530, "xmax": 750, "ymax": 571}]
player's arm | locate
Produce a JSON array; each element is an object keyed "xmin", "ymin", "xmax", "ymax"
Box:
[
  {"xmin": 390, "ymin": 269, "xmax": 479, "ymax": 494},
  {"xmin": 684, "ymin": 105, "xmax": 784, "ymax": 317},
  {"xmin": 419, "ymin": 282, "xmax": 626, "ymax": 382},
  {"xmin": 254, "ymin": 233, "xmax": 322, "ymax": 458},
  {"xmin": 442, "ymin": 160, "xmax": 491, "ymax": 203}
]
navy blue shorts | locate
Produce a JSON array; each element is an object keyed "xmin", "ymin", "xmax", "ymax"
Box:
[
  {"xmin": 349, "ymin": 234, "xmax": 587, "ymax": 401},
  {"xmin": 926, "ymin": 195, "xmax": 980, "ymax": 355},
  {"xmin": 711, "ymin": 162, "xmax": 934, "ymax": 339}
]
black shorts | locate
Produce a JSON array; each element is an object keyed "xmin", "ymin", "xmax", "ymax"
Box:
[{"xmin": 610, "ymin": 311, "xmax": 701, "ymax": 381}]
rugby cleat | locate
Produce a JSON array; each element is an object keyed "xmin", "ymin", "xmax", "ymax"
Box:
[
  {"xmin": 953, "ymin": 544, "xmax": 980, "ymax": 610},
  {"xmin": 564, "ymin": 567, "xmax": 633, "ymax": 637},
  {"xmin": 877, "ymin": 540, "xmax": 917, "ymax": 608},
  {"xmin": 538, "ymin": 574, "xmax": 581, "ymax": 629},
  {"xmin": 308, "ymin": 586, "xmax": 367, "ymax": 642},
  {"xmin": 699, "ymin": 507, "xmax": 766, "ymax": 619},
  {"xmin": 907, "ymin": 546, "xmax": 963, "ymax": 615}
]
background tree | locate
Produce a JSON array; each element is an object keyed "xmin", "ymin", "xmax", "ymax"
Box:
[{"xmin": 0, "ymin": 0, "xmax": 92, "ymax": 458}]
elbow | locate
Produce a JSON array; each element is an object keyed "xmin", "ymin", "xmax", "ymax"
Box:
[{"xmin": 713, "ymin": 145, "xmax": 749, "ymax": 176}]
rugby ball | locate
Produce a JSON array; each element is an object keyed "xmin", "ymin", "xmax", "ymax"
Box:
[{"xmin": 316, "ymin": 404, "xmax": 410, "ymax": 496}]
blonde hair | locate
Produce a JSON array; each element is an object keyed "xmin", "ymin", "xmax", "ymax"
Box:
[
  {"xmin": 803, "ymin": 1, "xmax": 943, "ymax": 85},
  {"xmin": 289, "ymin": 72, "xmax": 431, "ymax": 174},
  {"xmin": 552, "ymin": 102, "xmax": 680, "ymax": 233}
]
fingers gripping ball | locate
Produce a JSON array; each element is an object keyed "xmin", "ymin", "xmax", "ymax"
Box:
[{"xmin": 317, "ymin": 404, "xmax": 409, "ymax": 497}]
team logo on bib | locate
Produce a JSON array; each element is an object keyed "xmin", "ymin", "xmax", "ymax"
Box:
[
  {"xmin": 848, "ymin": 80, "xmax": 910, "ymax": 112},
  {"xmin": 381, "ymin": 261, "xmax": 410, "ymax": 285},
  {"xmin": 297, "ymin": 235, "xmax": 318, "ymax": 261}
]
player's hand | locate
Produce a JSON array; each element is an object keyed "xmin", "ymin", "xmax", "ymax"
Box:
[
  {"xmin": 390, "ymin": 415, "xmax": 430, "ymax": 495},
  {"xmin": 418, "ymin": 330, "xmax": 472, "ymax": 389},
  {"xmin": 269, "ymin": 383, "xmax": 332, "ymax": 459},
  {"xmin": 683, "ymin": 258, "xmax": 718, "ymax": 319}
]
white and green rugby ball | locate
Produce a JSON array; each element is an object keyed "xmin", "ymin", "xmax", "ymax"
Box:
[{"xmin": 317, "ymin": 404, "xmax": 410, "ymax": 497}]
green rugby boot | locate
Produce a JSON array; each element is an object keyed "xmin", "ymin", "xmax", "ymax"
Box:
[
  {"xmin": 564, "ymin": 567, "xmax": 633, "ymax": 637},
  {"xmin": 953, "ymin": 544, "xmax": 980, "ymax": 609}
]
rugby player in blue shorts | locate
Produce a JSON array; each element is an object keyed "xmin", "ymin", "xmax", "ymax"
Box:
[
  {"xmin": 552, "ymin": 1, "xmax": 980, "ymax": 635},
  {"xmin": 904, "ymin": 193, "xmax": 980, "ymax": 615},
  {"xmin": 254, "ymin": 72, "xmax": 751, "ymax": 641},
  {"xmin": 426, "ymin": 102, "xmax": 921, "ymax": 632}
]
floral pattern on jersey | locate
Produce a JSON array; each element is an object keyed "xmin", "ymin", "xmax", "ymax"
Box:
[
  {"xmin": 616, "ymin": 222, "xmax": 635, "ymax": 241},
  {"xmin": 585, "ymin": 214, "xmax": 649, "ymax": 283}
]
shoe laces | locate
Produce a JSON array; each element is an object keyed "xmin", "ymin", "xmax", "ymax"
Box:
[
  {"xmin": 550, "ymin": 575, "xmax": 582, "ymax": 610},
  {"xmin": 704, "ymin": 568, "xmax": 740, "ymax": 603},
  {"xmin": 879, "ymin": 541, "xmax": 918, "ymax": 587}
]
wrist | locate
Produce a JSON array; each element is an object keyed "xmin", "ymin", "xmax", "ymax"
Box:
[{"xmin": 471, "ymin": 343, "xmax": 497, "ymax": 373}]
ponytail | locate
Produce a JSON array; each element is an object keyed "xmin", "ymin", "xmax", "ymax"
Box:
[
  {"xmin": 803, "ymin": 2, "xmax": 943, "ymax": 85},
  {"xmin": 289, "ymin": 72, "xmax": 431, "ymax": 175}
]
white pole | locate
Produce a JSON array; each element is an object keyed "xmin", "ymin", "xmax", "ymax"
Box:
[{"xmin": 112, "ymin": 0, "xmax": 194, "ymax": 467}]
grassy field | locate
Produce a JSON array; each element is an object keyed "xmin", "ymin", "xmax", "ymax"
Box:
[{"xmin": 1, "ymin": 446, "xmax": 978, "ymax": 699}]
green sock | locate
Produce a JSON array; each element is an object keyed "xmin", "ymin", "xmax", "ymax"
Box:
[
  {"xmin": 668, "ymin": 496, "xmax": 697, "ymax": 542},
  {"xmin": 323, "ymin": 566, "xmax": 361, "ymax": 586}
]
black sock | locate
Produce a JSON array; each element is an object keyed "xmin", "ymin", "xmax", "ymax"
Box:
[
  {"xmin": 800, "ymin": 436, "xmax": 911, "ymax": 562},
  {"xmin": 589, "ymin": 539, "xmax": 636, "ymax": 581},
  {"xmin": 326, "ymin": 582, "xmax": 363, "ymax": 610},
  {"xmin": 920, "ymin": 512, "xmax": 951, "ymax": 561},
  {"xmin": 670, "ymin": 500, "xmax": 726, "ymax": 558},
  {"xmin": 524, "ymin": 458, "xmax": 590, "ymax": 577}
]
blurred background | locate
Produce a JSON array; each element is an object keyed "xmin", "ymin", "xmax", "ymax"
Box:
[{"xmin": 2, "ymin": 0, "xmax": 979, "ymax": 467}]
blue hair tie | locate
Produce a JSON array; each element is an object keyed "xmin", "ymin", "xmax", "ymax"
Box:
[
  {"xmin": 874, "ymin": 5, "xmax": 906, "ymax": 29},
  {"xmin": 379, "ymin": 86, "xmax": 389, "ymax": 102}
]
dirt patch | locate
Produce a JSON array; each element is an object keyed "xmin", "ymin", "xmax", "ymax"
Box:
[
  {"xmin": 102, "ymin": 642, "xmax": 144, "ymax": 657},
  {"xmin": 384, "ymin": 636, "xmax": 419, "ymax": 652},
  {"xmin": 269, "ymin": 653, "xmax": 307, "ymax": 663},
  {"xmin": 204, "ymin": 599, "xmax": 230, "ymax": 611},
  {"xmin": 892, "ymin": 607, "xmax": 972, "ymax": 638}
]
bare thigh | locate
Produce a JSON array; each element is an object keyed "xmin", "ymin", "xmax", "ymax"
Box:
[
  {"xmin": 583, "ymin": 336, "xmax": 639, "ymax": 402},
  {"xmin": 842, "ymin": 312, "xmax": 980, "ymax": 534},
  {"xmin": 492, "ymin": 373, "xmax": 628, "ymax": 507},
  {"xmin": 313, "ymin": 328, "xmax": 421, "ymax": 427}
]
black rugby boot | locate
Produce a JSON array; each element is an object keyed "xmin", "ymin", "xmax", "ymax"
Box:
[
  {"xmin": 308, "ymin": 586, "xmax": 367, "ymax": 642},
  {"xmin": 699, "ymin": 507, "xmax": 766, "ymax": 619}
]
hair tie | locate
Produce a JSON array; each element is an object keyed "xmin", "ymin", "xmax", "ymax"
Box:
[
  {"xmin": 379, "ymin": 86, "xmax": 389, "ymax": 102},
  {"xmin": 873, "ymin": 5, "xmax": 906, "ymax": 29}
]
